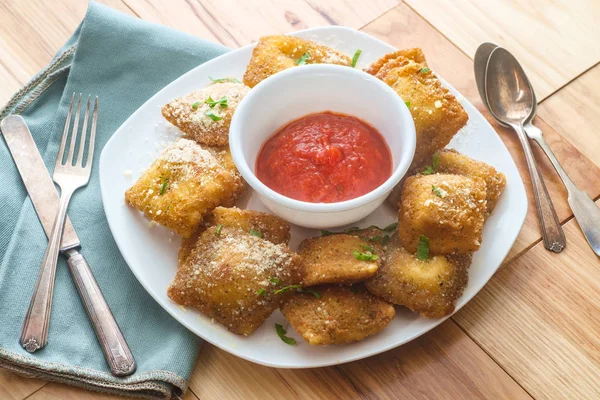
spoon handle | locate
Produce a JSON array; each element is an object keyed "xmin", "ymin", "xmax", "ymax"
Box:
[
  {"xmin": 528, "ymin": 130, "xmax": 600, "ymax": 256},
  {"xmin": 515, "ymin": 124, "xmax": 566, "ymax": 252}
]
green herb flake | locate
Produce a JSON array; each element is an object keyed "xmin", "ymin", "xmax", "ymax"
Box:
[
  {"xmin": 360, "ymin": 243, "xmax": 375, "ymax": 253},
  {"xmin": 215, "ymin": 224, "xmax": 223, "ymax": 237},
  {"xmin": 353, "ymin": 250, "xmax": 379, "ymax": 261},
  {"xmin": 321, "ymin": 230, "xmax": 336, "ymax": 236},
  {"xmin": 420, "ymin": 67, "xmax": 431, "ymax": 73},
  {"xmin": 269, "ymin": 277, "xmax": 281, "ymax": 285},
  {"xmin": 383, "ymin": 222, "xmax": 398, "ymax": 232},
  {"xmin": 205, "ymin": 96, "xmax": 228, "ymax": 108},
  {"xmin": 164, "ymin": 205, "xmax": 170, "ymax": 214},
  {"xmin": 351, "ymin": 49, "xmax": 362, "ymax": 68},
  {"xmin": 249, "ymin": 228, "xmax": 263, "ymax": 238},
  {"xmin": 296, "ymin": 52, "xmax": 310, "ymax": 65},
  {"xmin": 432, "ymin": 185, "xmax": 443, "ymax": 197},
  {"xmin": 257, "ymin": 288, "xmax": 267, "ymax": 296},
  {"xmin": 205, "ymin": 111, "xmax": 222, "ymax": 121},
  {"xmin": 159, "ymin": 180, "xmax": 168, "ymax": 195},
  {"xmin": 298, "ymin": 288, "xmax": 321, "ymax": 298},
  {"xmin": 381, "ymin": 235, "xmax": 391, "ymax": 245},
  {"xmin": 191, "ymin": 101, "xmax": 201, "ymax": 110},
  {"xmin": 405, "ymin": 101, "xmax": 411, "ymax": 108},
  {"xmin": 421, "ymin": 153, "xmax": 439, "ymax": 175},
  {"xmin": 416, "ymin": 234, "xmax": 430, "ymax": 261},
  {"xmin": 275, "ymin": 323, "xmax": 296, "ymax": 345},
  {"xmin": 209, "ymin": 76, "xmax": 241, "ymax": 83},
  {"xmin": 368, "ymin": 235, "xmax": 382, "ymax": 243},
  {"xmin": 274, "ymin": 284, "xmax": 302, "ymax": 295}
]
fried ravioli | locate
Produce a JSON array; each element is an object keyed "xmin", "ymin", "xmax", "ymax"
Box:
[
  {"xmin": 280, "ymin": 285, "xmax": 395, "ymax": 345},
  {"xmin": 205, "ymin": 145, "xmax": 248, "ymax": 204},
  {"xmin": 125, "ymin": 139, "xmax": 238, "ymax": 237},
  {"xmin": 206, "ymin": 206, "xmax": 291, "ymax": 245},
  {"xmin": 162, "ymin": 81, "xmax": 250, "ymax": 146},
  {"xmin": 398, "ymin": 173, "xmax": 487, "ymax": 254},
  {"xmin": 243, "ymin": 35, "xmax": 351, "ymax": 88},
  {"xmin": 168, "ymin": 226, "xmax": 302, "ymax": 336},
  {"xmin": 298, "ymin": 234, "xmax": 381, "ymax": 286},
  {"xmin": 436, "ymin": 149, "xmax": 506, "ymax": 215},
  {"xmin": 365, "ymin": 241, "xmax": 470, "ymax": 318}
]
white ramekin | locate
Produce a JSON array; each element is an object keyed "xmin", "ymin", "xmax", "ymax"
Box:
[{"xmin": 229, "ymin": 64, "xmax": 416, "ymax": 229}]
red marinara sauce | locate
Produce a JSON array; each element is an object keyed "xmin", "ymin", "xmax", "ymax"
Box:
[{"xmin": 256, "ymin": 112, "xmax": 393, "ymax": 203}]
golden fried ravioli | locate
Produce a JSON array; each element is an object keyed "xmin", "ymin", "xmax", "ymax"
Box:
[
  {"xmin": 168, "ymin": 226, "xmax": 302, "ymax": 336},
  {"xmin": 298, "ymin": 234, "xmax": 381, "ymax": 286},
  {"xmin": 162, "ymin": 81, "xmax": 250, "ymax": 146},
  {"xmin": 205, "ymin": 145, "xmax": 248, "ymax": 203},
  {"xmin": 280, "ymin": 285, "xmax": 395, "ymax": 345},
  {"xmin": 206, "ymin": 206, "xmax": 290, "ymax": 245},
  {"xmin": 398, "ymin": 174, "xmax": 487, "ymax": 254},
  {"xmin": 437, "ymin": 149, "xmax": 506, "ymax": 215},
  {"xmin": 365, "ymin": 241, "xmax": 470, "ymax": 318},
  {"xmin": 125, "ymin": 139, "xmax": 237, "ymax": 237},
  {"xmin": 364, "ymin": 48, "xmax": 427, "ymax": 77},
  {"xmin": 243, "ymin": 35, "xmax": 351, "ymax": 88}
]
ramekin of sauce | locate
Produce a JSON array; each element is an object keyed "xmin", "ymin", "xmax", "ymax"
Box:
[{"xmin": 229, "ymin": 64, "xmax": 416, "ymax": 229}]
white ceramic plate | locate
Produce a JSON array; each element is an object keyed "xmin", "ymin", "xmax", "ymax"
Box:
[{"xmin": 99, "ymin": 26, "xmax": 527, "ymax": 368}]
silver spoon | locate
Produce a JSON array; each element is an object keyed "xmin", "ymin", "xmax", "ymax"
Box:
[
  {"xmin": 480, "ymin": 46, "xmax": 600, "ymax": 257},
  {"xmin": 484, "ymin": 47, "xmax": 566, "ymax": 253}
]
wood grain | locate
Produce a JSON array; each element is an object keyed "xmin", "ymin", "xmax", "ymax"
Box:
[
  {"xmin": 122, "ymin": 0, "xmax": 399, "ymax": 47},
  {"xmin": 26, "ymin": 382, "xmax": 200, "ymax": 400},
  {"xmin": 404, "ymin": 0, "xmax": 600, "ymax": 100},
  {"xmin": 453, "ymin": 200, "xmax": 600, "ymax": 400},
  {"xmin": 360, "ymin": 4, "xmax": 600, "ymax": 262},
  {"xmin": 538, "ymin": 64, "xmax": 600, "ymax": 167},
  {"xmin": 0, "ymin": 369, "xmax": 45, "ymax": 400}
]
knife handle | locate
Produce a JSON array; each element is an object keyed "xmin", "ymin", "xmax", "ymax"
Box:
[{"xmin": 66, "ymin": 251, "xmax": 136, "ymax": 376}]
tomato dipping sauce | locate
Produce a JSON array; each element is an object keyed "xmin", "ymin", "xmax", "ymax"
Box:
[{"xmin": 256, "ymin": 112, "xmax": 393, "ymax": 203}]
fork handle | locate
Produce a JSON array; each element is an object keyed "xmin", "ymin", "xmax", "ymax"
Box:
[
  {"xmin": 514, "ymin": 124, "xmax": 566, "ymax": 253},
  {"xmin": 20, "ymin": 189, "xmax": 73, "ymax": 352},
  {"xmin": 66, "ymin": 250, "xmax": 136, "ymax": 376}
]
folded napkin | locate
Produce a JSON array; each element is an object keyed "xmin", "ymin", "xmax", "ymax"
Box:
[{"xmin": 0, "ymin": 2, "xmax": 229, "ymax": 398}]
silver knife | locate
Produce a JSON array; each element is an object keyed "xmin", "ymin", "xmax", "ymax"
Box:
[{"xmin": 1, "ymin": 115, "xmax": 136, "ymax": 377}]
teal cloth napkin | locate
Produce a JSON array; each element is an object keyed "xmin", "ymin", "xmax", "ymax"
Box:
[{"xmin": 0, "ymin": 2, "xmax": 229, "ymax": 398}]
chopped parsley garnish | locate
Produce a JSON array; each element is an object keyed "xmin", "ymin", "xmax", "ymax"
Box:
[
  {"xmin": 164, "ymin": 205, "xmax": 170, "ymax": 214},
  {"xmin": 360, "ymin": 243, "xmax": 375, "ymax": 253},
  {"xmin": 420, "ymin": 67, "xmax": 431, "ymax": 73},
  {"xmin": 432, "ymin": 185, "xmax": 443, "ymax": 197},
  {"xmin": 191, "ymin": 101, "xmax": 201, "ymax": 110},
  {"xmin": 209, "ymin": 76, "xmax": 241, "ymax": 83},
  {"xmin": 368, "ymin": 235, "xmax": 382, "ymax": 243},
  {"xmin": 257, "ymin": 288, "xmax": 267, "ymax": 296},
  {"xmin": 275, "ymin": 323, "xmax": 296, "ymax": 345},
  {"xmin": 321, "ymin": 229, "xmax": 336, "ymax": 236},
  {"xmin": 416, "ymin": 234, "xmax": 430, "ymax": 261},
  {"xmin": 205, "ymin": 96, "xmax": 228, "ymax": 108},
  {"xmin": 298, "ymin": 288, "xmax": 321, "ymax": 298},
  {"xmin": 381, "ymin": 235, "xmax": 391, "ymax": 245},
  {"xmin": 321, "ymin": 226, "xmax": 359, "ymax": 236},
  {"xmin": 422, "ymin": 153, "xmax": 440, "ymax": 175},
  {"xmin": 159, "ymin": 180, "xmax": 168, "ymax": 195},
  {"xmin": 383, "ymin": 222, "xmax": 398, "ymax": 232},
  {"xmin": 205, "ymin": 111, "xmax": 222, "ymax": 121},
  {"xmin": 249, "ymin": 228, "xmax": 263, "ymax": 238},
  {"xmin": 274, "ymin": 284, "xmax": 302, "ymax": 295},
  {"xmin": 405, "ymin": 101, "xmax": 411, "ymax": 108},
  {"xmin": 353, "ymin": 250, "xmax": 378, "ymax": 261},
  {"xmin": 269, "ymin": 277, "xmax": 281, "ymax": 285},
  {"xmin": 351, "ymin": 49, "xmax": 362, "ymax": 67},
  {"xmin": 296, "ymin": 52, "xmax": 310, "ymax": 65},
  {"xmin": 215, "ymin": 224, "xmax": 223, "ymax": 237}
]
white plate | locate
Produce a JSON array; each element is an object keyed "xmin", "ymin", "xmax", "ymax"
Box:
[{"xmin": 99, "ymin": 26, "xmax": 527, "ymax": 368}]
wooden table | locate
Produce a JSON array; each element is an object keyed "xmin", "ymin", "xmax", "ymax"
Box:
[{"xmin": 1, "ymin": 1, "xmax": 599, "ymax": 399}]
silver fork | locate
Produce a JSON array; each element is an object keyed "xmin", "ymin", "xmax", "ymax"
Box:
[{"xmin": 20, "ymin": 93, "xmax": 98, "ymax": 350}]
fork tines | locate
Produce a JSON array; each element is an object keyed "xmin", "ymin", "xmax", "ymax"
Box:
[{"xmin": 56, "ymin": 93, "xmax": 98, "ymax": 170}]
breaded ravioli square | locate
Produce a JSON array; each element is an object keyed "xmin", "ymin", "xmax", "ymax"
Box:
[
  {"xmin": 205, "ymin": 145, "xmax": 248, "ymax": 203},
  {"xmin": 168, "ymin": 226, "xmax": 302, "ymax": 336},
  {"xmin": 161, "ymin": 81, "xmax": 250, "ymax": 146},
  {"xmin": 437, "ymin": 149, "xmax": 506, "ymax": 215},
  {"xmin": 298, "ymin": 234, "xmax": 381, "ymax": 286},
  {"xmin": 280, "ymin": 285, "xmax": 395, "ymax": 345},
  {"xmin": 398, "ymin": 174, "xmax": 487, "ymax": 254},
  {"xmin": 365, "ymin": 241, "xmax": 470, "ymax": 318},
  {"xmin": 243, "ymin": 35, "xmax": 351, "ymax": 88},
  {"xmin": 125, "ymin": 139, "xmax": 237, "ymax": 237},
  {"xmin": 206, "ymin": 206, "xmax": 291, "ymax": 245}
]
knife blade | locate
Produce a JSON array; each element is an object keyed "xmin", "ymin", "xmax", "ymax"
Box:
[{"xmin": 1, "ymin": 115, "xmax": 136, "ymax": 376}]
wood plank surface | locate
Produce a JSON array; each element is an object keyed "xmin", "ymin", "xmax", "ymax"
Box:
[
  {"xmin": 0, "ymin": 369, "xmax": 46, "ymax": 400},
  {"xmin": 453, "ymin": 200, "xmax": 600, "ymax": 400},
  {"xmin": 359, "ymin": 4, "xmax": 600, "ymax": 262},
  {"xmin": 404, "ymin": 0, "xmax": 600, "ymax": 100},
  {"xmin": 26, "ymin": 383, "xmax": 200, "ymax": 400},
  {"xmin": 538, "ymin": 64, "xmax": 600, "ymax": 167}
]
